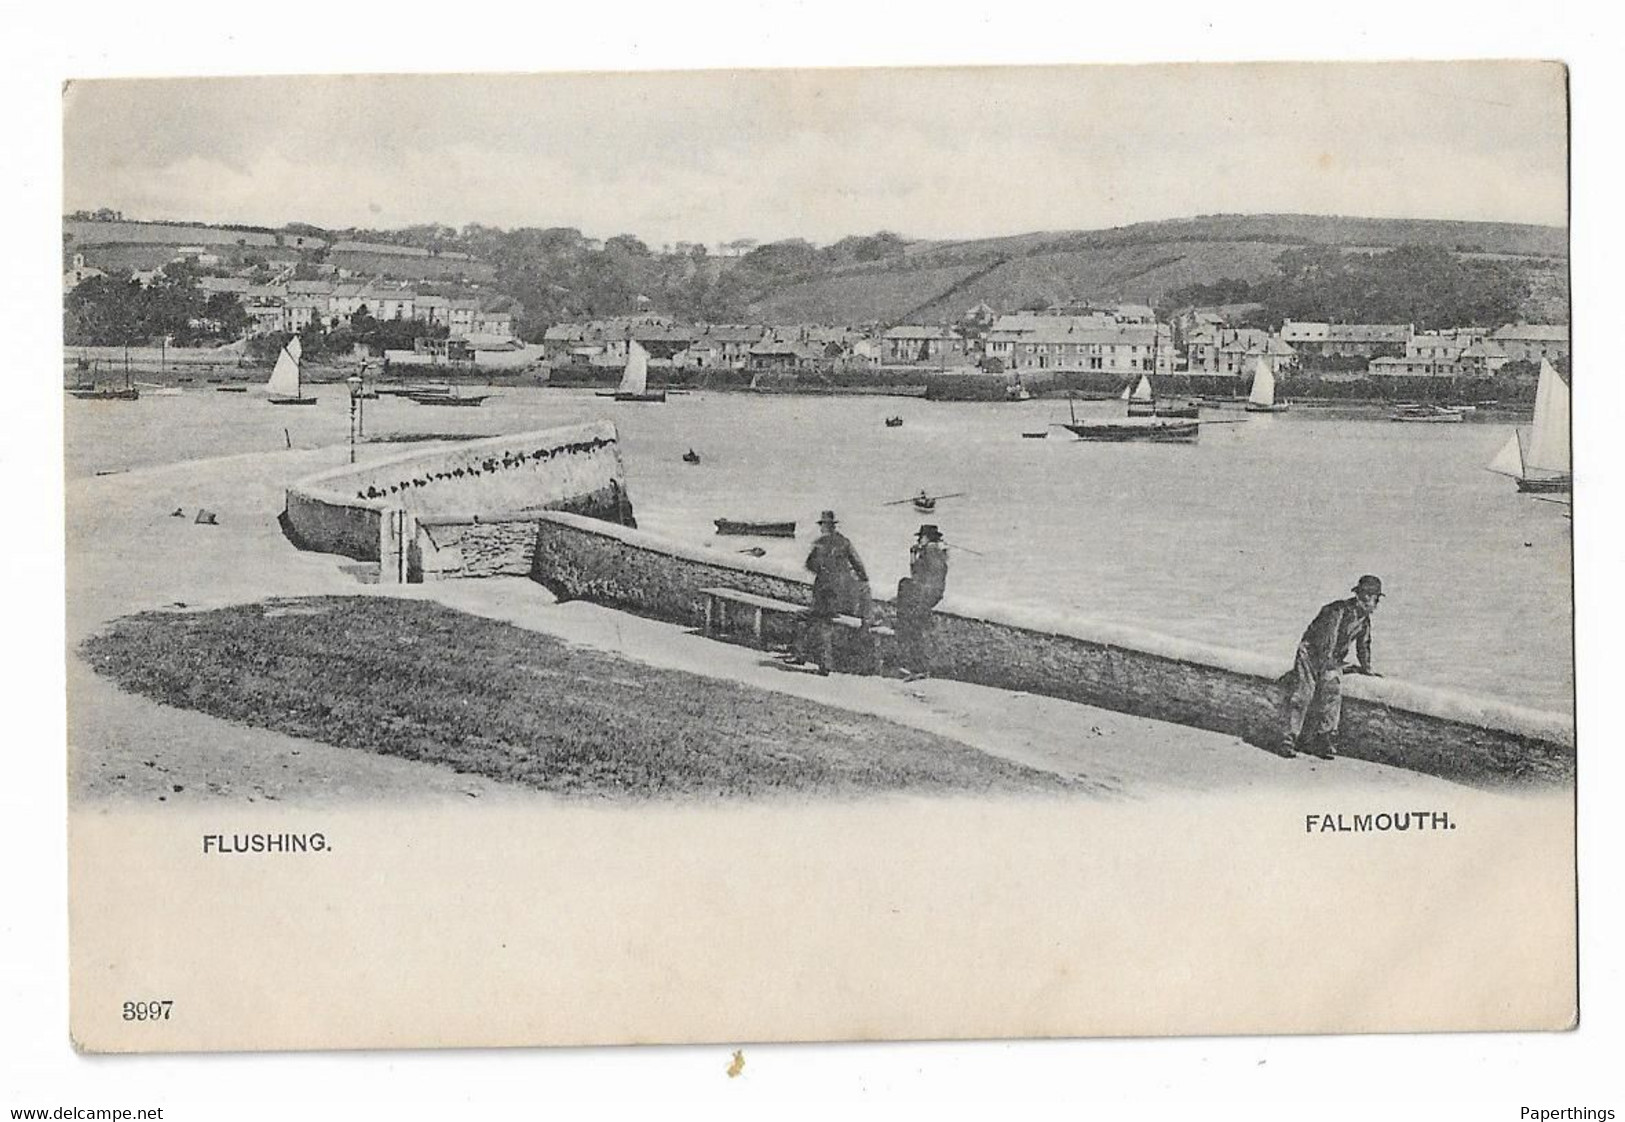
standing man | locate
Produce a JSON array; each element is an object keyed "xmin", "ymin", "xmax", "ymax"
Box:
[
  {"xmin": 1279, "ymin": 575, "xmax": 1384, "ymax": 759},
  {"xmin": 895, "ymin": 524, "xmax": 949, "ymax": 680},
  {"xmin": 796, "ymin": 510, "xmax": 869, "ymax": 676}
]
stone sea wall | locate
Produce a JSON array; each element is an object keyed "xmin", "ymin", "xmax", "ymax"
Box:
[
  {"xmin": 412, "ymin": 516, "xmax": 553, "ymax": 581},
  {"xmin": 530, "ymin": 512, "xmax": 1575, "ymax": 789},
  {"xmin": 284, "ymin": 423, "xmax": 633, "ymax": 580}
]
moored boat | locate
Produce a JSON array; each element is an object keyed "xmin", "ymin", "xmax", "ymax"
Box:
[
  {"xmin": 1153, "ymin": 402, "xmax": 1199, "ymax": 418},
  {"xmin": 378, "ymin": 383, "xmax": 451, "ymax": 398},
  {"xmin": 1124, "ymin": 374, "xmax": 1156, "ymax": 416},
  {"xmin": 411, "ymin": 393, "xmax": 490, "ymax": 407},
  {"xmin": 714, "ymin": 519, "xmax": 797, "ymax": 538},
  {"xmin": 1063, "ymin": 417, "xmax": 1201, "ymax": 442},
  {"xmin": 1123, "ymin": 371, "xmax": 1197, "ymax": 417},
  {"xmin": 1064, "ymin": 392, "xmax": 1200, "ymax": 442},
  {"xmin": 1389, "ymin": 403, "xmax": 1464, "ymax": 423},
  {"xmin": 68, "ymin": 385, "xmax": 139, "ymax": 401}
]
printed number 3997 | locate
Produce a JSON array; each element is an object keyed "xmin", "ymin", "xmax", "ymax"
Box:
[{"xmin": 122, "ymin": 1000, "xmax": 173, "ymax": 1021}]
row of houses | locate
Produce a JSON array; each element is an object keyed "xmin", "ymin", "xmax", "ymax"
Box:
[
  {"xmin": 974, "ymin": 314, "xmax": 1176, "ymax": 376},
  {"xmin": 63, "ymin": 250, "xmax": 515, "ymax": 343},
  {"xmin": 1178, "ymin": 316, "xmax": 1569, "ymax": 379},
  {"xmin": 192, "ymin": 276, "xmax": 517, "ymax": 340},
  {"xmin": 542, "ymin": 317, "xmax": 886, "ymax": 372},
  {"xmin": 537, "ymin": 307, "xmax": 1571, "ymax": 380}
]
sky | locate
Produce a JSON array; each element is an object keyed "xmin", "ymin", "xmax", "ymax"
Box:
[{"xmin": 62, "ymin": 61, "xmax": 1568, "ymax": 247}]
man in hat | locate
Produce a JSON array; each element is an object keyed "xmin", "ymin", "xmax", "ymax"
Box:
[
  {"xmin": 895, "ymin": 524, "xmax": 949, "ymax": 680},
  {"xmin": 1278, "ymin": 575, "xmax": 1384, "ymax": 759},
  {"xmin": 794, "ymin": 510, "xmax": 870, "ymax": 676}
]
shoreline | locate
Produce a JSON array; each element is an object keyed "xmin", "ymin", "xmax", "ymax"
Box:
[{"xmin": 62, "ymin": 369, "xmax": 1538, "ymax": 413}]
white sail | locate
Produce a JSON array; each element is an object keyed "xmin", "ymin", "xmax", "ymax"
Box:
[
  {"xmin": 287, "ymin": 335, "xmax": 303, "ymax": 362},
  {"xmin": 1525, "ymin": 359, "xmax": 1570, "ymax": 476},
  {"xmin": 1486, "ymin": 430, "xmax": 1526, "ymax": 479},
  {"xmin": 1119, "ymin": 381, "xmax": 1132, "ymax": 401},
  {"xmin": 1131, "ymin": 374, "xmax": 1154, "ymax": 402},
  {"xmin": 617, "ymin": 340, "xmax": 649, "ymax": 396},
  {"xmin": 1248, "ymin": 357, "xmax": 1276, "ymax": 408},
  {"xmin": 266, "ymin": 343, "xmax": 301, "ymax": 397}
]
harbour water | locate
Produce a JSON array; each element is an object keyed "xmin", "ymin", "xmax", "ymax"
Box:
[{"xmin": 66, "ymin": 387, "xmax": 1574, "ymax": 712}]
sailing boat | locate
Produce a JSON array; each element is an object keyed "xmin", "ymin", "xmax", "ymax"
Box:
[
  {"xmin": 1244, "ymin": 356, "xmax": 1289, "ymax": 413},
  {"xmin": 67, "ymin": 354, "xmax": 139, "ymax": 400},
  {"xmin": 265, "ymin": 337, "xmax": 317, "ymax": 406},
  {"xmin": 1124, "ymin": 372, "xmax": 1198, "ymax": 419},
  {"xmin": 1124, "ymin": 374, "xmax": 1157, "ymax": 416},
  {"xmin": 1062, "ymin": 390, "xmax": 1200, "ymax": 443},
  {"xmin": 1487, "ymin": 359, "xmax": 1570, "ymax": 493},
  {"xmin": 611, "ymin": 339, "xmax": 665, "ymax": 402}
]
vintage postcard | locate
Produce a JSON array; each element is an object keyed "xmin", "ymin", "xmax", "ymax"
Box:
[{"xmin": 63, "ymin": 62, "xmax": 1575, "ymax": 1052}]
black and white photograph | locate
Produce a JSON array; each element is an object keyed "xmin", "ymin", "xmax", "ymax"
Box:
[{"xmin": 9, "ymin": 10, "xmax": 1620, "ymax": 1111}]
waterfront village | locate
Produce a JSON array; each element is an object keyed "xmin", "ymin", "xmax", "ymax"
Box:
[
  {"xmin": 62, "ymin": 216, "xmax": 1577, "ymax": 801},
  {"xmin": 62, "ymin": 218, "xmax": 1569, "ymax": 396}
]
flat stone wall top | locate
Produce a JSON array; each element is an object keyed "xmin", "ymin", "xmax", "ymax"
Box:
[
  {"xmin": 945, "ymin": 592, "xmax": 1573, "ymax": 748},
  {"xmin": 534, "ymin": 511, "xmax": 1574, "ymax": 750},
  {"xmin": 538, "ymin": 510, "xmax": 810, "ymax": 584},
  {"xmin": 294, "ymin": 422, "xmax": 618, "ymax": 500}
]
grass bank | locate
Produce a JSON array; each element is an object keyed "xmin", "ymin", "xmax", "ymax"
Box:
[{"xmin": 81, "ymin": 597, "xmax": 1080, "ymax": 801}]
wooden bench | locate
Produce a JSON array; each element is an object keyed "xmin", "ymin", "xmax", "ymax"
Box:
[{"xmin": 699, "ymin": 586, "xmax": 894, "ymax": 669}]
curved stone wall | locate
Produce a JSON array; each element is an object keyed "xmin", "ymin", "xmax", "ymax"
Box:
[
  {"xmin": 530, "ymin": 512, "xmax": 1575, "ymax": 789},
  {"xmin": 283, "ymin": 422, "xmax": 633, "ymax": 578}
]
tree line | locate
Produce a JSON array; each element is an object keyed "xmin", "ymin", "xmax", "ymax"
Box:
[
  {"xmin": 321, "ymin": 225, "xmax": 911, "ymax": 338},
  {"xmin": 1158, "ymin": 244, "xmax": 1543, "ymax": 330},
  {"xmin": 63, "ymin": 262, "xmax": 249, "ymax": 347}
]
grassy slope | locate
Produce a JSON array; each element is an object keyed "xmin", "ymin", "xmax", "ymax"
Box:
[
  {"xmin": 909, "ymin": 242, "xmax": 1300, "ymax": 319},
  {"xmin": 748, "ymin": 262, "xmax": 985, "ymax": 324},
  {"xmin": 750, "ymin": 215, "xmax": 1568, "ymax": 324},
  {"xmin": 905, "ymin": 214, "xmax": 1569, "ymax": 263},
  {"xmin": 81, "ymin": 596, "xmax": 1081, "ymax": 801}
]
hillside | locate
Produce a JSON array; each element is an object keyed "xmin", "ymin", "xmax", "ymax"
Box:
[
  {"xmin": 747, "ymin": 214, "xmax": 1568, "ymax": 324},
  {"xmin": 64, "ymin": 212, "xmax": 1570, "ymax": 333}
]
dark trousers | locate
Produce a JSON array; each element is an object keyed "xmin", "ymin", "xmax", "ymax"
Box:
[
  {"xmin": 1282, "ymin": 644, "xmax": 1343, "ymax": 746},
  {"xmin": 798, "ymin": 612, "xmax": 836, "ymax": 671},
  {"xmin": 895, "ymin": 578, "xmax": 939, "ymax": 673}
]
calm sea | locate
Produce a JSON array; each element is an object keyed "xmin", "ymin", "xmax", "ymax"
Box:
[{"xmin": 66, "ymin": 386, "xmax": 1574, "ymax": 712}]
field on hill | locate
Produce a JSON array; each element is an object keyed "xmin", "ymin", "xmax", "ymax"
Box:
[
  {"xmin": 327, "ymin": 250, "xmax": 496, "ymax": 283},
  {"xmin": 904, "ymin": 213, "xmax": 1569, "ymax": 264},
  {"xmin": 910, "ymin": 242, "xmax": 1301, "ymax": 320},
  {"xmin": 748, "ymin": 261, "xmax": 987, "ymax": 324},
  {"xmin": 65, "ymin": 218, "xmax": 317, "ymax": 249},
  {"xmin": 745, "ymin": 214, "xmax": 1568, "ymax": 325}
]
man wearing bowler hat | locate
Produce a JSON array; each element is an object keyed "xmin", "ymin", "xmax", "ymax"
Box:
[
  {"xmin": 794, "ymin": 510, "xmax": 870, "ymax": 676},
  {"xmin": 895, "ymin": 524, "xmax": 949, "ymax": 680},
  {"xmin": 1278, "ymin": 575, "xmax": 1385, "ymax": 759}
]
